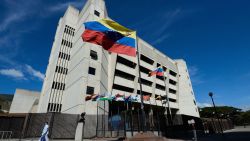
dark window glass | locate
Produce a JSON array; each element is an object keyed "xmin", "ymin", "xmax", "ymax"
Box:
[
  {"xmin": 94, "ymin": 10, "xmax": 100, "ymax": 17},
  {"xmin": 55, "ymin": 66, "xmax": 58, "ymax": 72},
  {"xmin": 88, "ymin": 67, "xmax": 96, "ymax": 75},
  {"xmin": 47, "ymin": 103, "xmax": 51, "ymax": 111},
  {"xmin": 140, "ymin": 54, "xmax": 154, "ymax": 65},
  {"xmin": 156, "ymin": 75, "xmax": 165, "ymax": 80},
  {"xmin": 169, "ymin": 70, "xmax": 177, "ymax": 77},
  {"xmin": 163, "ymin": 66, "xmax": 167, "ymax": 71},
  {"xmin": 138, "ymin": 78, "xmax": 153, "ymax": 86},
  {"xmin": 169, "ymin": 98, "xmax": 176, "ymax": 102},
  {"xmin": 86, "ymin": 86, "xmax": 94, "ymax": 94},
  {"xmin": 52, "ymin": 82, "xmax": 55, "ymax": 89},
  {"xmin": 169, "ymin": 79, "xmax": 177, "ymax": 85},
  {"xmin": 60, "ymin": 83, "xmax": 63, "ymax": 90},
  {"xmin": 59, "ymin": 104, "xmax": 62, "ymax": 112},
  {"xmin": 117, "ymin": 56, "xmax": 136, "ymax": 68},
  {"xmin": 65, "ymin": 68, "xmax": 68, "ymax": 74},
  {"xmin": 156, "ymin": 84, "xmax": 165, "ymax": 91},
  {"xmin": 193, "ymin": 100, "xmax": 196, "ymax": 105},
  {"xmin": 90, "ymin": 50, "xmax": 98, "ymax": 60},
  {"xmin": 115, "ymin": 69, "xmax": 135, "ymax": 81},
  {"xmin": 137, "ymin": 90, "xmax": 152, "ymax": 96},
  {"xmin": 169, "ymin": 88, "xmax": 177, "ymax": 94},
  {"xmin": 113, "ymin": 84, "xmax": 134, "ymax": 93},
  {"xmin": 53, "ymin": 104, "xmax": 56, "ymax": 111},
  {"xmin": 140, "ymin": 65, "xmax": 150, "ymax": 74}
]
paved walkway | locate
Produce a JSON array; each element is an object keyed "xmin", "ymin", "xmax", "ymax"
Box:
[
  {"xmin": 3, "ymin": 126, "xmax": 250, "ymax": 141},
  {"xmin": 197, "ymin": 126, "xmax": 250, "ymax": 141}
]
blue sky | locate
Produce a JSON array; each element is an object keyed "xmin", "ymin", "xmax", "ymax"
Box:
[{"xmin": 0, "ymin": 0, "xmax": 250, "ymax": 110}]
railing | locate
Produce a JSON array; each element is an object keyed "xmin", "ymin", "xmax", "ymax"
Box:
[{"xmin": 0, "ymin": 131, "xmax": 12, "ymax": 140}]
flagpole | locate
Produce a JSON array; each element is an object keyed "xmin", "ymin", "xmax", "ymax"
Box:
[
  {"xmin": 163, "ymin": 71, "xmax": 173, "ymax": 125},
  {"xmin": 135, "ymin": 35, "xmax": 145, "ymax": 132}
]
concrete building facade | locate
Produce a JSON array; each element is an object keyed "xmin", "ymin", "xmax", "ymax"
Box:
[
  {"xmin": 9, "ymin": 89, "xmax": 40, "ymax": 113},
  {"xmin": 37, "ymin": 0, "xmax": 199, "ymax": 120}
]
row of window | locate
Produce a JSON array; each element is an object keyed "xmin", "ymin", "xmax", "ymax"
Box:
[
  {"xmin": 61, "ymin": 39, "xmax": 73, "ymax": 48},
  {"xmin": 59, "ymin": 52, "xmax": 70, "ymax": 61},
  {"xmin": 65, "ymin": 25, "xmax": 75, "ymax": 31},
  {"xmin": 55, "ymin": 66, "xmax": 68, "ymax": 75},
  {"xmin": 64, "ymin": 25, "xmax": 75, "ymax": 36},
  {"xmin": 47, "ymin": 103, "xmax": 62, "ymax": 112},
  {"xmin": 140, "ymin": 54, "xmax": 177, "ymax": 77},
  {"xmin": 52, "ymin": 82, "xmax": 66, "ymax": 90}
]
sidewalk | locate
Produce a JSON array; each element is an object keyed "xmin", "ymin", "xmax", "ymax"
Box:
[{"xmin": 3, "ymin": 126, "xmax": 250, "ymax": 141}]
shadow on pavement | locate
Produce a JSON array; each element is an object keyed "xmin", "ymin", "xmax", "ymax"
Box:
[{"xmin": 198, "ymin": 129, "xmax": 250, "ymax": 141}]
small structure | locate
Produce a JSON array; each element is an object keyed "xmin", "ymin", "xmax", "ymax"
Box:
[{"xmin": 9, "ymin": 89, "xmax": 40, "ymax": 113}]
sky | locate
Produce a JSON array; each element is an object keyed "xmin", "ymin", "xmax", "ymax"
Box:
[{"xmin": 0, "ymin": 0, "xmax": 250, "ymax": 110}]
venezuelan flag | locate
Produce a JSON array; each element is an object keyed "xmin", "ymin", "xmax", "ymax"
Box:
[
  {"xmin": 149, "ymin": 67, "xmax": 164, "ymax": 77},
  {"xmin": 82, "ymin": 19, "xmax": 136, "ymax": 57}
]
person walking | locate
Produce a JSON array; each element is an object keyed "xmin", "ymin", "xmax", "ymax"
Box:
[{"xmin": 39, "ymin": 122, "xmax": 49, "ymax": 141}]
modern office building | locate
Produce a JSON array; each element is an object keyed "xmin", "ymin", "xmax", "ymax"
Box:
[{"xmin": 37, "ymin": 0, "xmax": 199, "ymax": 123}]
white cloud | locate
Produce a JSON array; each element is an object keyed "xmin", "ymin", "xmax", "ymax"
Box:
[
  {"xmin": 197, "ymin": 102, "xmax": 212, "ymax": 108},
  {"xmin": 151, "ymin": 34, "xmax": 171, "ymax": 45},
  {"xmin": 48, "ymin": 1, "xmax": 85, "ymax": 13},
  {"xmin": 0, "ymin": 69, "xmax": 25, "ymax": 79},
  {"xmin": 25, "ymin": 65, "xmax": 45, "ymax": 81},
  {"xmin": 188, "ymin": 66, "xmax": 204, "ymax": 85}
]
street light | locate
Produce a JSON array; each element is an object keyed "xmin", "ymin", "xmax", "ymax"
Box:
[{"xmin": 209, "ymin": 92, "xmax": 223, "ymax": 134}]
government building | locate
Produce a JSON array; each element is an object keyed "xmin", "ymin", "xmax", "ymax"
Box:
[{"xmin": 36, "ymin": 0, "xmax": 200, "ymax": 137}]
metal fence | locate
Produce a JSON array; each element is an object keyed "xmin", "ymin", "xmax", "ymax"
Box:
[
  {"xmin": 0, "ymin": 131, "xmax": 12, "ymax": 140},
  {"xmin": 0, "ymin": 113, "xmax": 78, "ymax": 139}
]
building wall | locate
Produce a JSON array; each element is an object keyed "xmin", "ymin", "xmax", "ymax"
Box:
[
  {"xmin": 37, "ymin": 0, "xmax": 199, "ymax": 119},
  {"xmin": 175, "ymin": 59, "xmax": 200, "ymax": 117},
  {"xmin": 9, "ymin": 89, "xmax": 40, "ymax": 113}
]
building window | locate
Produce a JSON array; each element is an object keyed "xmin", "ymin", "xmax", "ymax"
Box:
[
  {"xmin": 90, "ymin": 50, "xmax": 98, "ymax": 60},
  {"xmin": 88, "ymin": 67, "xmax": 96, "ymax": 75},
  {"xmin": 156, "ymin": 84, "xmax": 165, "ymax": 91},
  {"xmin": 138, "ymin": 78, "xmax": 153, "ymax": 86},
  {"xmin": 139, "ymin": 65, "xmax": 150, "ymax": 74},
  {"xmin": 86, "ymin": 86, "xmax": 94, "ymax": 94},
  {"xmin": 169, "ymin": 88, "xmax": 177, "ymax": 94},
  {"xmin": 113, "ymin": 84, "xmax": 134, "ymax": 93},
  {"xmin": 193, "ymin": 100, "xmax": 196, "ymax": 105},
  {"xmin": 94, "ymin": 10, "xmax": 100, "ymax": 17},
  {"xmin": 169, "ymin": 98, "xmax": 176, "ymax": 103},
  {"xmin": 115, "ymin": 69, "xmax": 135, "ymax": 81},
  {"xmin": 117, "ymin": 56, "xmax": 136, "ymax": 68},
  {"xmin": 169, "ymin": 70, "xmax": 177, "ymax": 77},
  {"xmin": 140, "ymin": 54, "xmax": 154, "ymax": 65},
  {"xmin": 169, "ymin": 79, "xmax": 177, "ymax": 85}
]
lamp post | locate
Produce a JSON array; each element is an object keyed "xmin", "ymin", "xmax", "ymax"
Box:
[{"xmin": 209, "ymin": 92, "xmax": 223, "ymax": 134}]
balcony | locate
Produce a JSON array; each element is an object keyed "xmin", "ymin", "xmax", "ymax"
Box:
[
  {"xmin": 140, "ymin": 61, "xmax": 154, "ymax": 71},
  {"xmin": 169, "ymin": 84, "xmax": 178, "ymax": 91},
  {"xmin": 155, "ymin": 88, "xmax": 165, "ymax": 96},
  {"xmin": 140, "ymin": 72, "xmax": 153, "ymax": 82},
  {"xmin": 168, "ymin": 93, "xmax": 177, "ymax": 100},
  {"xmin": 137, "ymin": 84, "xmax": 152, "ymax": 93},
  {"xmin": 156, "ymin": 79, "xmax": 165, "ymax": 86},
  {"xmin": 116, "ymin": 63, "xmax": 136, "ymax": 75},
  {"xmin": 169, "ymin": 75, "xmax": 178, "ymax": 82},
  {"xmin": 114, "ymin": 76, "xmax": 134, "ymax": 89}
]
